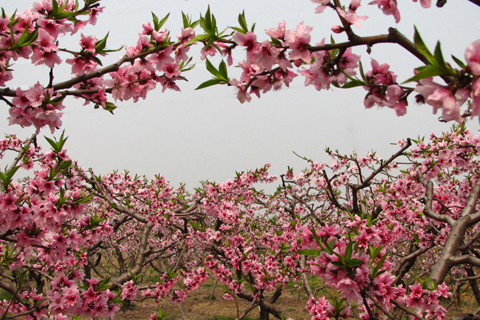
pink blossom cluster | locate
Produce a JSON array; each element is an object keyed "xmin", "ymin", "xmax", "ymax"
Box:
[
  {"xmin": 363, "ymin": 59, "xmax": 408, "ymax": 116},
  {"xmin": 2, "ymin": 0, "xmax": 198, "ymax": 133},
  {"xmin": 414, "ymin": 39, "xmax": 480, "ymax": 122}
]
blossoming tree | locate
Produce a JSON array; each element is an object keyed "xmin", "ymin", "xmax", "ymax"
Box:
[{"xmin": 1, "ymin": 0, "xmax": 480, "ymax": 320}]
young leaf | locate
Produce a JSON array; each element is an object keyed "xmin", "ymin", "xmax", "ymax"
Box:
[
  {"xmin": 205, "ymin": 58, "xmax": 221, "ymax": 78},
  {"xmin": 238, "ymin": 11, "xmax": 248, "ymax": 33},
  {"xmin": 296, "ymin": 249, "xmax": 321, "ymax": 257},
  {"xmin": 218, "ymin": 60, "xmax": 228, "ymax": 80},
  {"xmin": 433, "ymin": 41, "xmax": 454, "ymax": 75},
  {"xmin": 403, "ymin": 65, "xmax": 444, "ymax": 83},
  {"xmin": 341, "ymin": 79, "xmax": 366, "ymax": 88},
  {"xmin": 413, "ymin": 27, "xmax": 434, "ymax": 65},
  {"xmin": 452, "ymin": 54, "xmax": 466, "ymax": 69},
  {"xmin": 195, "ymin": 78, "xmax": 225, "ymax": 90},
  {"xmin": 182, "ymin": 11, "xmax": 189, "ymax": 28},
  {"xmin": 104, "ymin": 102, "xmax": 117, "ymax": 114},
  {"xmin": 186, "ymin": 34, "xmax": 210, "ymax": 46},
  {"xmin": 157, "ymin": 13, "xmax": 170, "ymax": 30},
  {"xmin": 95, "ymin": 33, "xmax": 109, "ymax": 54}
]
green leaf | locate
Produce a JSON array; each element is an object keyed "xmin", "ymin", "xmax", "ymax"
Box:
[
  {"xmin": 346, "ymin": 258, "xmax": 363, "ymax": 267},
  {"xmin": 203, "ymin": 6, "xmax": 212, "ymax": 35},
  {"xmin": 186, "ymin": 33, "xmax": 210, "ymax": 46},
  {"xmin": 218, "ymin": 60, "xmax": 228, "ymax": 79},
  {"xmin": 238, "ymin": 11, "xmax": 248, "ymax": 33},
  {"xmin": 434, "ymin": 42, "xmax": 448, "ymax": 72},
  {"xmin": 359, "ymin": 60, "xmax": 366, "ymax": 81},
  {"xmin": 452, "ymin": 54, "xmax": 466, "ymax": 69},
  {"xmin": 195, "ymin": 78, "xmax": 225, "ymax": 90},
  {"xmin": 51, "ymin": 0, "xmax": 59, "ymax": 16},
  {"xmin": 57, "ymin": 160, "xmax": 72, "ymax": 171},
  {"xmin": 309, "ymin": 228, "xmax": 324, "ymax": 251},
  {"xmin": 95, "ymin": 33, "xmax": 109, "ymax": 54},
  {"xmin": 152, "ymin": 12, "xmax": 160, "ymax": 30},
  {"xmin": 230, "ymin": 26, "xmax": 245, "ymax": 34},
  {"xmin": 91, "ymin": 55, "xmax": 103, "ymax": 66},
  {"xmin": 74, "ymin": 193, "xmax": 94, "ymax": 204},
  {"xmin": 404, "ymin": 65, "xmax": 445, "ymax": 83},
  {"xmin": 97, "ymin": 276, "xmax": 111, "ymax": 291},
  {"xmin": 331, "ymin": 261, "xmax": 345, "ymax": 268},
  {"xmin": 104, "ymin": 102, "xmax": 116, "ymax": 114},
  {"xmin": 157, "ymin": 13, "xmax": 170, "ymax": 30},
  {"xmin": 371, "ymin": 254, "xmax": 387, "ymax": 279},
  {"xmin": 205, "ymin": 58, "xmax": 221, "ymax": 78},
  {"xmin": 341, "ymin": 79, "xmax": 366, "ymax": 88},
  {"xmin": 2, "ymin": 165, "xmax": 19, "ymax": 190},
  {"xmin": 345, "ymin": 241, "xmax": 353, "ymax": 261},
  {"xmin": 327, "ymin": 239, "xmax": 336, "ymax": 252},
  {"xmin": 270, "ymin": 37, "xmax": 282, "ymax": 46},
  {"xmin": 55, "ymin": 11, "xmax": 76, "ymax": 19},
  {"xmin": 12, "ymin": 23, "xmax": 32, "ymax": 48},
  {"xmin": 413, "ymin": 27, "xmax": 434, "ymax": 65},
  {"xmin": 296, "ymin": 249, "xmax": 321, "ymax": 257},
  {"xmin": 181, "ymin": 11, "xmax": 189, "ymax": 28}
]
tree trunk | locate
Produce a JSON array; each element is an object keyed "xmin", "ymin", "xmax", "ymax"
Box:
[
  {"xmin": 259, "ymin": 305, "xmax": 270, "ymax": 320},
  {"xmin": 465, "ymin": 265, "xmax": 480, "ymax": 305}
]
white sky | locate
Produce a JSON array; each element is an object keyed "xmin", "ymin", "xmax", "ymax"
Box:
[{"xmin": 1, "ymin": 0, "xmax": 480, "ymax": 188}]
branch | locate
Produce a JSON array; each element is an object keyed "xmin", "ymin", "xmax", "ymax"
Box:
[
  {"xmin": 468, "ymin": 0, "xmax": 480, "ymax": 7},
  {"xmin": 7, "ymin": 134, "xmax": 36, "ymax": 172},
  {"xmin": 416, "ymin": 171, "xmax": 455, "ymax": 226},
  {"xmin": 449, "ymin": 254, "xmax": 480, "ymax": 268},
  {"xmin": 110, "ymin": 222, "xmax": 153, "ymax": 289},
  {"xmin": 353, "ymin": 138, "xmax": 411, "ymax": 191},
  {"xmin": 460, "ymin": 177, "xmax": 480, "ymax": 218}
]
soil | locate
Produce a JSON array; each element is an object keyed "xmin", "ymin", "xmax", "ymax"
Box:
[{"xmin": 113, "ymin": 277, "xmax": 480, "ymax": 320}]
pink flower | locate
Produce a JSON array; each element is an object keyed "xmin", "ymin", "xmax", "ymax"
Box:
[
  {"xmin": 25, "ymin": 82, "xmax": 45, "ymax": 108},
  {"xmin": 35, "ymin": 29, "xmax": 58, "ymax": 52},
  {"xmin": 415, "ymin": 78, "xmax": 468, "ymax": 122},
  {"xmin": 311, "ymin": 0, "xmax": 331, "ymax": 14},
  {"xmin": 254, "ymin": 40, "xmax": 279, "ymax": 71},
  {"xmin": 80, "ymin": 34, "xmax": 97, "ymax": 53},
  {"xmin": 230, "ymin": 78, "xmax": 251, "ymax": 103},
  {"xmin": 265, "ymin": 21, "xmax": 286, "ymax": 40},
  {"xmin": 37, "ymin": 18, "xmax": 63, "ymax": 38},
  {"xmin": 177, "ymin": 27, "xmax": 195, "ymax": 43},
  {"xmin": 336, "ymin": 7, "xmax": 368, "ymax": 28},
  {"xmin": 223, "ymin": 293, "xmax": 234, "ymax": 301},
  {"xmin": 413, "ymin": 0, "xmax": 432, "ymax": 8},
  {"xmin": 470, "ymin": 77, "xmax": 480, "ymax": 119},
  {"xmin": 465, "ymin": 39, "xmax": 480, "ymax": 76},
  {"xmin": 233, "ymin": 31, "xmax": 261, "ymax": 62},
  {"xmin": 285, "ymin": 22, "xmax": 313, "ymax": 63},
  {"xmin": 162, "ymin": 62, "xmax": 181, "ymax": 78},
  {"xmin": 370, "ymin": 0, "xmax": 401, "ymax": 23}
]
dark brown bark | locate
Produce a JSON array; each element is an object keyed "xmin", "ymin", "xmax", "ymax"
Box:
[{"xmin": 465, "ymin": 265, "xmax": 480, "ymax": 306}]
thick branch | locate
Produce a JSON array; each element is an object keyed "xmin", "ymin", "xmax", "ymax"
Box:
[
  {"xmin": 460, "ymin": 177, "xmax": 480, "ymax": 218},
  {"xmin": 299, "ymin": 256, "xmax": 315, "ymax": 299},
  {"xmin": 236, "ymin": 292, "xmax": 285, "ymax": 319},
  {"xmin": 310, "ymin": 29, "xmax": 428, "ymax": 65},
  {"xmin": 416, "ymin": 172, "xmax": 455, "ymax": 226},
  {"xmin": 110, "ymin": 222, "xmax": 153, "ymax": 289}
]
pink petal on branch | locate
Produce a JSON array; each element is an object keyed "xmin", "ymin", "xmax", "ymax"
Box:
[
  {"xmin": 466, "ymin": 39, "xmax": 480, "ymax": 76},
  {"xmin": 285, "ymin": 21, "xmax": 313, "ymax": 63},
  {"xmin": 369, "ymin": 0, "xmax": 401, "ymax": 23}
]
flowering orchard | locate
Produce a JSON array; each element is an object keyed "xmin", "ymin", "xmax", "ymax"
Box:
[{"xmin": 0, "ymin": 0, "xmax": 480, "ymax": 319}]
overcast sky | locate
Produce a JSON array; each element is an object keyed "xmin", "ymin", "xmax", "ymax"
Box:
[{"xmin": 1, "ymin": 0, "xmax": 480, "ymax": 188}]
